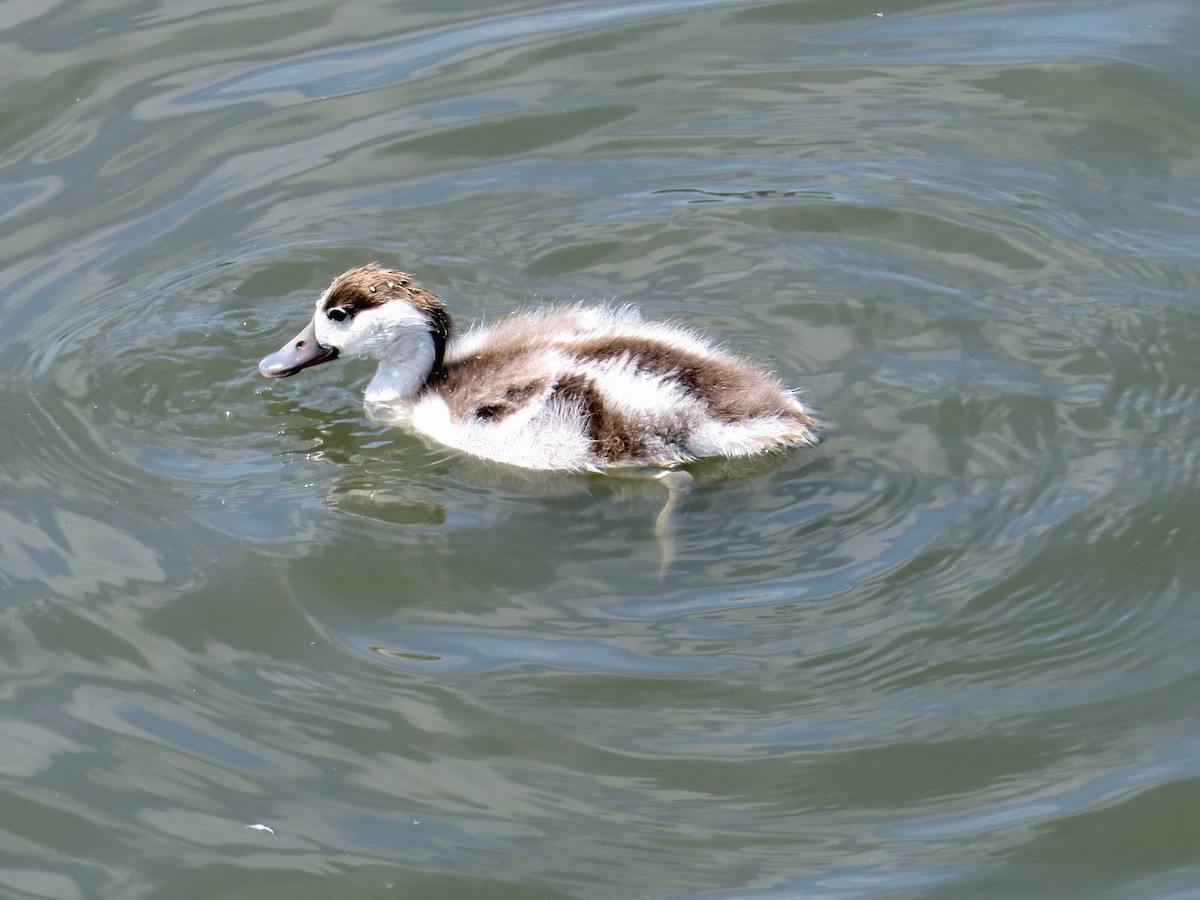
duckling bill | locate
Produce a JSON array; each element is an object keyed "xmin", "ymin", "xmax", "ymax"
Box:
[{"xmin": 259, "ymin": 264, "xmax": 819, "ymax": 471}]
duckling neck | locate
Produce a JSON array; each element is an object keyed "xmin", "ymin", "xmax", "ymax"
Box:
[{"xmin": 363, "ymin": 350, "xmax": 435, "ymax": 404}]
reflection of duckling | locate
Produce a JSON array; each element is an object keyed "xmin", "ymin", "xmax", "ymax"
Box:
[{"xmin": 260, "ymin": 264, "xmax": 819, "ymax": 472}]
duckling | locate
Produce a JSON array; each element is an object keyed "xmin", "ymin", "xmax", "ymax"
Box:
[{"xmin": 259, "ymin": 264, "xmax": 819, "ymax": 471}]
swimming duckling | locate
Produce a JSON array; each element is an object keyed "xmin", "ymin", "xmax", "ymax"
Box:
[{"xmin": 259, "ymin": 264, "xmax": 818, "ymax": 471}]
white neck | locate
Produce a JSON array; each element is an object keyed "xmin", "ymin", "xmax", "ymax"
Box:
[{"xmin": 363, "ymin": 342, "xmax": 436, "ymax": 404}]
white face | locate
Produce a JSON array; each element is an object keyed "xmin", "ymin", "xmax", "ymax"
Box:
[{"xmin": 311, "ymin": 296, "xmax": 434, "ymax": 362}]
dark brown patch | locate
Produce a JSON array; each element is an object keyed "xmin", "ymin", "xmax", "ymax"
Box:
[
  {"xmin": 551, "ymin": 372, "xmax": 670, "ymax": 464},
  {"xmin": 430, "ymin": 346, "xmax": 552, "ymax": 424},
  {"xmin": 573, "ymin": 335, "xmax": 807, "ymax": 425},
  {"xmin": 471, "ymin": 382, "xmax": 544, "ymax": 422},
  {"xmin": 426, "ymin": 305, "xmax": 452, "ymax": 375}
]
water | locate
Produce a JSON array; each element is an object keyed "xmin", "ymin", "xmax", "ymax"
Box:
[{"xmin": 3, "ymin": 0, "xmax": 1200, "ymax": 896}]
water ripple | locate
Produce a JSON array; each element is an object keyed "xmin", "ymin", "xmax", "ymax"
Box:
[{"xmin": 3, "ymin": 0, "xmax": 1200, "ymax": 896}]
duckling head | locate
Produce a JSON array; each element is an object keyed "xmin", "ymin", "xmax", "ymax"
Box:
[{"xmin": 259, "ymin": 265, "xmax": 451, "ymax": 391}]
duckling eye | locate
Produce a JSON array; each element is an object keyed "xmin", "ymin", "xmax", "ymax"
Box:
[{"xmin": 327, "ymin": 308, "xmax": 351, "ymax": 323}]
